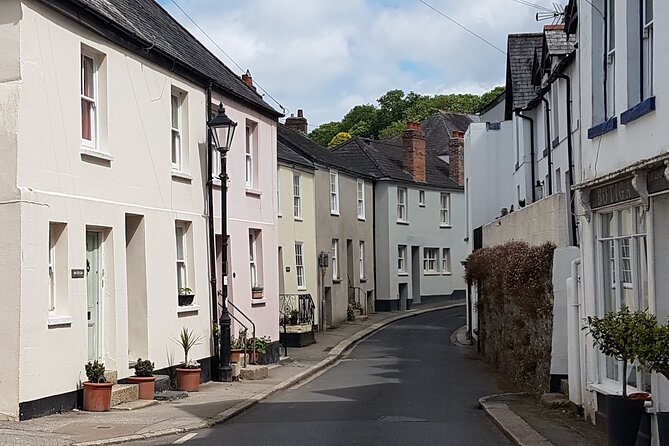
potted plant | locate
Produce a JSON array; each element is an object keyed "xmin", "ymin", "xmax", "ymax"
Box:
[
  {"xmin": 587, "ymin": 307, "xmax": 657, "ymax": 446},
  {"xmin": 172, "ymin": 327, "xmax": 203, "ymax": 391},
  {"xmin": 639, "ymin": 323, "xmax": 669, "ymax": 444},
  {"xmin": 83, "ymin": 360, "xmax": 113, "ymax": 411},
  {"xmin": 289, "ymin": 309, "xmax": 299, "ymax": 325},
  {"xmin": 127, "ymin": 358, "xmax": 156, "ymax": 400},
  {"xmin": 247, "ymin": 336, "xmax": 272, "ymax": 364},
  {"xmin": 178, "ymin": 287, "xmax": 195, "ymax": 307},
  {"xmin": 231, "ymin": 329, "xmax": 248, "ymax": 363},
  {"xmin": 252, "ymin": 285, "xmax": 263, "ymax": 299}
]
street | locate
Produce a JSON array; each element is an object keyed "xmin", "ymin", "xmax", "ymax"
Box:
[{"xmin": 134, "ymin": 308, "xmax": 512, "ymax": 446}]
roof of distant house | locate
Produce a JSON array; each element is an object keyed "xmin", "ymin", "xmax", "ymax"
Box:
[
  {"xmin": 505, "ymin": 33, "xmax": 544, "ymax": 119},
  {"xmin": 543, "ymin": 25, "xmax": 576, "ymax": 57},
  {"xmin": 46, "ymin": 0, "xmax": 281, "ymax": 118},
  {"xmin": 277, "ymin": 136, "xmax": 314, "ymax": 170},
  {"xmin": 333, "ymin": 137, "xmax": 462, "ymax": 191},
  {"xmin": 387, "ymin": 112, "xmax": 473, "ymax": 157}
]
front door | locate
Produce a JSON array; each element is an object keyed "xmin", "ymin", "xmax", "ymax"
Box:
[{"xmin": 86, "ymin": 232, "xmax": 102, "ymax": 361}]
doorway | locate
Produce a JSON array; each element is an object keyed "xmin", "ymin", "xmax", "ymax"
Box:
[
  {"xmin": 398, "ymin": 283, "xmax": 408, "ymax": 311},
  {"xmin": 86, "ymin": 231, "xmax": 102, "ymax": 361},
  {"xmin": 411, "ymin": 246, "xmax": 421, "ymax": 309}
]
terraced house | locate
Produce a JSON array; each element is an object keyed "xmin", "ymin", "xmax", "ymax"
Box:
[{"xmin": 0, "ymin": 0, "xmax": 280, "ymax": 420}]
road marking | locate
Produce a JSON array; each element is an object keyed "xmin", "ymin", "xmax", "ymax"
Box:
[{"xmin": 173, "ymin": 433, "xmax": 197, "ymax": 444}]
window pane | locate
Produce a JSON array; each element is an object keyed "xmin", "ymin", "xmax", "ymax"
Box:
[
  {"xmin": 82, "ymin": 56, "xmax": 95, "ymax": 98},
  {"xmin": 620, "ymin": 208, "xmax": 633, "ymax": 236},
  {"xmin": 639, "ymin": 236, "xmax": 649, "ymax": 309},
  {"xmin": 645, "ymin": 0, "xmax": 653, "ymax": 23},
  {"xmin": 601, "ymin": 240, "xmax": 615, "ymax": 314},
  {"xmin": 171, "ymin": 95, "xmax": 179, "ymax": 129},
  {"xmin": 81, "ymin": 99, "xmax": 93, "ymax": 140},
  {"xmin": 176, "ymin": 227, "xmax": 184, "ymax": 259},
  {"xmin": 601, "ymin": 212, "xmax": 614, "ymax": 237}
]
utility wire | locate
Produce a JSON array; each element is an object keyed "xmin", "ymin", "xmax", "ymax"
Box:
[
  {"xmin": 169, "ymin": 0, "xmax": 287, "ymax": 114},
  {"xmin": 417, "ymin": 0, "xmax": 506, "ymax": 55},
  {"xmin": 509, "ymin": 0, "xmax": 553, "ymax": 12}
]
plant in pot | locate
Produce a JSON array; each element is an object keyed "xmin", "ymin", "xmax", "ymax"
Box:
[
  {"xmin": 172, "ymin": 327, "xmax": 203, "ymax": 392},
  {"xmin": 639, "ymin": 322, "xmax": 669, "ymax": 444},
  {"xmin": 231, "ymin": 329, "xmax": 248, "ymax": 364},
  {"xmin": 83, "ymin": 360, "xmax": 113, "ymax": 411},
  {"xmin": 252, "ymin": 285, "xmax": 264, "ymax": 299},
  {"xmin": 289, "ymin": 309, "xmax": 299, "ymax": 325},
  {"xmin": 247, "ymin": 336, "xmax": 272, "ymax": 364},
  {"xmin": 178, "ymin": 287, "xmax": 195, "ymax": 307},
  {"xmin": 127, "ymin": 358, "xmax": 155, "ymax": 400},
  {"xmin": 587, "ymin": 307, "xmax": 657, "ymax": 446}
]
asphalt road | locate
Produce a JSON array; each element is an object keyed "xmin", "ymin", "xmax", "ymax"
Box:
[{"xmin": 140, "ymin": 307, "xmax": 512, "ymax": 445}]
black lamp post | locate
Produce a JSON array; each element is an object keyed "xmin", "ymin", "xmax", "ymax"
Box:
[{"xmin": 207, "ymin": 103, "xmax": 237, "ymax": 382}]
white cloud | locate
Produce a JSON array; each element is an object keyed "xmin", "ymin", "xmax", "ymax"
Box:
[{"xmin": 161, "ymin": 0, "xmax": 562, "ymax": 128}]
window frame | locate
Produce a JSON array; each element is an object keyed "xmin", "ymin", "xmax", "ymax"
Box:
[
  {"xmin": 245, "ymin": 124, "xmax": 254, "ymax": 189},
  {"xmin": 359, "ymin": 241, "xmax": 365, "ymax": 280},
  {"xmin": 171, "ymin": 93, "xmax": 183, "ymax": 171},
  {"xmin": 81, "ymin": 52, "xmax": 98, "ymax": 149},
  {"xmin": 641, "ymin": 0, "xmax": 654, "ymax": 99},
  {"xmin": 423, "ymin": 247, "xmax": 439, "ymax": 273},
  {"xmin": 249, "ymin": 231, "xmax": 259, "ymax": 288},
  {"xmin": 397, "ymin": 187, "xmax": 408, "ymax": 222},
  {"xmin": 295, "ymin": 242, "xmax": 306, "ymax": 290},
  {"xmin": 330, "ymin": 170, "xmax": 340, "ymax": 215},
  {"xmin": 418, "ymin": 190, "xmax": 426, "ymax": 207},
  {"xmin": 398, "ymin": 245, "xmax": 407, "ymax": 274},
  {"xmin": 48, "ymin": 226, "xmax": 56, "ymax": 312},
  {"xmin": 331, "ymin": 239, "xmax": 339, "ymax": 280},
  {"xmin": 175, "ymin": 224, "xmax": 188, "ymax": 292},
  {"xmin": 357, "ymin": 179, "xmax": 366, "ymax": 220},
  {"xmin": 293, "ymin": 172, "xmax": 302, "ymax": 219},
  {"xmin": 605, "ymin": 0, "xmax": 616, "ymax": 119},
  {"xmin": 440, "ymin": 193, "xmax": 451, "ymax": 226},
  {"xmin": 442, "ymin": 248, "xmax": 451, "ymax": 274}
]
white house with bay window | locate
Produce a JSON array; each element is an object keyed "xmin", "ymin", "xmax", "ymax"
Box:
[
  {"xmin": 0, "ymin": 0, "xmax": 280, "ymax": 421},
  {"xmin": 565, "ymin": 0, "xmax": 669, "ymax": 442}
]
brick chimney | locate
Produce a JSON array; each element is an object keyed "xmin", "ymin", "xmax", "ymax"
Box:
[
  {"xmin": 402, "ymin": 121, "xmax": 426, "ymax": 183},
  {"xmin": 285, "ymin": 109, "xmax": 308, "ymax": 134},
  {"xmin": 241, "ymin": 70, "xmax": 256, "ymax": 92},
  {"xmin": 448, "ymin": 130, "xmax": 465, "ymax": 186}
]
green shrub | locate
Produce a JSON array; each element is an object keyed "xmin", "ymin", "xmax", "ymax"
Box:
[
  {"xmin": 133, "ymin": 358, "xmax": 154, "ymax": 377},
  {"xmin": 85, "ymin": 360, "xmax": 106, "ymax": 383}
]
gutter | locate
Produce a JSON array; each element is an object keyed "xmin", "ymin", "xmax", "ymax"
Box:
[{"xmin": 515, "ymin": 112, "xmax": 536, "ymax": 202}]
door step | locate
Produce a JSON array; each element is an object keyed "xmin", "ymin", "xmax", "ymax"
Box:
[
  {"xmin": 239, "ymin": 365, "xmax": 268, "ymax": 380},
  {"xmin": 104, "ymin": 370, "xmax": 118, "ymax": 385},
  {"xmin": 111, "ymin": 400, "xmax": 158, "ymax": 411},
  {"xmin": 111, "ymin": 383, "xmax": 138, "ymax": 406}
]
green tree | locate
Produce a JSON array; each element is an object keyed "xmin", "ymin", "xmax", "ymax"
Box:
[
  {"xmin": 328, "ymin": 132, "xmax": 352, "ymax": 148},
  {"xmin": 341, "ymin": 105, "xmax": 377, "ymax": 134},
  {"xmin": 308, "ymin": 121, "xmax": 342, "ymax": 146}
]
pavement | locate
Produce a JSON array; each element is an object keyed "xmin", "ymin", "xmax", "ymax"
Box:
[{"xmin": 0, "ymin": 300, "xmax": 605, "ymax": 446}]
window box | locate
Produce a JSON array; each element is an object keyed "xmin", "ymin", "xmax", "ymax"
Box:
[
  {"xmin": 252, "ymin": 288, "xmax": 264, "ymax": 299},
  {"xmin": 178, "ymin": 293, "xmax": 195, "ymax": 307}
]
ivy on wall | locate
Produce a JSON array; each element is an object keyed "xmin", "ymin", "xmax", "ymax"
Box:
[{"xmin": 465, "ymin": 241, "xmax": 556, "ymax": 395}]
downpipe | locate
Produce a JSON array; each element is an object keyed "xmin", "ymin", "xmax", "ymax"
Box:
[{"xmin": 566, "ymin": 258, "xmax": 582, "ymax": 405}]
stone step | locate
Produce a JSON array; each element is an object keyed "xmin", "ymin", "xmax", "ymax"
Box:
[
  {"xmin": 540, "ymin": 392, "xmax": 570, "ymax": 409},
  {"xmin": 154, "ymin": 390, "xmax": 188, "ymax": 401},
  {"xmin": 111, "ymin": 383, "xmax": 138, "ymax": 406},
  {"xmin": 154, "ymin": 375, "xmax": 171, "ymax": 393},
  {"xmin": 239, "ymin": 365, "xmax": 268, "ymax": 381},
  {"xmin": 104, "ymin": 370, "xmax": 118, "ymax": 385},
  {"xmin": 111, "ymin": 400, "xmax": 158, "ymax": 411}
]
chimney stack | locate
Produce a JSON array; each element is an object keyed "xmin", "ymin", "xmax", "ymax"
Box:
[
  {"xmin": 285, "ymin": 109, "xmax": 308, "ymax": 134},
  {"xmin": 241, "ymin": 70, "xmax": 256, "ymax": 92},
  {"xmin": 402, "ymin": 121, "xmax": 426, "ymax": 183},
  {"xmin": 448, "ymin": 130, "xmax": 465, "ymax": 186}
]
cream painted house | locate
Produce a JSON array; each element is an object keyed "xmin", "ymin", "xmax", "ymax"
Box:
[{"xmin": 0, "ymin": 0, "xmax": 280, "ymax": 420}]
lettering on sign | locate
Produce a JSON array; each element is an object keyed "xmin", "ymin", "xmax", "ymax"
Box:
[
  {"xmin": 589, "ymin": 178, "xmax": 639, "ymax": 209},
  {"xmin": 647, "ymin": 166, "xmax": 669, "ymax": 195}
]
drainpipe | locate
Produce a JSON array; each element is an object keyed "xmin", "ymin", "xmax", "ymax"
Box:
[
  {"xmin": 516, "ymin": 112, "xmax": 536, "ymax": 202},
  {"xmin": 555, "ymin": 73, "xmax": 577, "ymax": 246},
  {"xmin": 567, "ymin": 258, "xmax": 582, "ymax": 405},
  {"xmin": 205, "ymin": 85, "xmax": 221, "ymax": 379},
  {"xmin": 540, "ymin": 97, "xmax": 553, "ymax": 195},
  {"xmin": 371, "ymin": 180, "xmax": 377, "ymax": 314}
]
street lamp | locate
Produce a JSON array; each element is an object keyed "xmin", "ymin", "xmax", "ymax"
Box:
[{"xmin": 207, "ymin": 103, "xmax": 237, "ymax": 382}]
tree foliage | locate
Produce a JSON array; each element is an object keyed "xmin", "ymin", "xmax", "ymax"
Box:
[
  {"xmin": 309, "ymin": 86, "xmax": 504, "ymax": 145},
  {"xmin": 328, "ymin": 132, "xmax": 352, "ymax": 148}
]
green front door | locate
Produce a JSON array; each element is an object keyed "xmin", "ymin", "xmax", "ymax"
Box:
[{"xmin": 86, "ymin": 232, "xmax": 101, "ymax": 361}]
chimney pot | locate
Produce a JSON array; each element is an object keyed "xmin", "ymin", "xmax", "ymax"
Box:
[
  {"xmin": 448, "ymin": 132, "xmax": 465, "ymax": 186},
  {"xmin": 402, "ymin": 122, "xmax": 426, "ymax": 183},
  {"xmin": 285, "ymin": 108, "xmax": 308, "ymax": 134},
  {"xmin": 241, "ymin": 70, "xmax": 256, "ymax": 92},
  {"xmin": 297, "ymin": 109, "xmax": 304, "ymax": 118}
]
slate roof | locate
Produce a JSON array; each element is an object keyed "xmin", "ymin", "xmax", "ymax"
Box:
[
  {"xmin": 505, "ymin": 33, "xmax": 544, "ymax": 119},
  {"xmin": 544, "ymin": 26, "xmax": 576, "ymax": 57},
  {"xmin": 47, "ymin": 0, "xmax": 281, "ymax": 118},
  {"xmin": 276, "ymin": 125, "xmax": 371, "ymax": 178},
  {"xmin": 277, "ymin": 134, "xmax": 314, "ymax": 170},
  {"xmin": 387, "ymin": 112, "xmax": 473, "ymax": 157},
  {"xmin": 333, "ymin": 138, "xmax": 462, "ymax": 191}
]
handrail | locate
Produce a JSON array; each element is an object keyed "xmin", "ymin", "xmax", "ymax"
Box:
[
  {"xmin": 348, "ymin": 286, "xmax": 367, "ymax": 315},
  {"xmin": 228, "ymin": 312, "xmax": 249, "ymax": 368},
  {"xmin": 220, "ymin": 291, "xmax": 257, "ymax": 362}
]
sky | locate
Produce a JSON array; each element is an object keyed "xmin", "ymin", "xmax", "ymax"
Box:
[{"xmin": 158, "ymin": 0, "xmax": 563, "ymax": 130}]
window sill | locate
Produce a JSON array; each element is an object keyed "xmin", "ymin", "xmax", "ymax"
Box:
[
  {"xmin": 47, "ymin": 314, "xmax": 73, "ymax": 327},
  {"xmin": 398, "ymin": 272, "xmax": 409, "ymax": 276},
  {"xmin": 81, "ymin": 148, "xmax": 114, "ymax": 163},
  {"xmin": 251, "ymin": 299, "xmax": 267, "ymax": 307},
  {"xmin": 621, "ymin": 97, "xmax": 656, "ymax": 125},
  {"xmin": 278, "ymin": 214, "xmax": 282, "ymax": 218},
  {"xmin": 245, "ymin": 188, "xmax": 262, "ymax": 197},
  {"xmin": 423, "ymin": 271, "xmax": 440, "ymax": 276},
  {"xmin": 587, "ymin": 117, "xmax": 618, "ymax": 139},
  {"xmin": 330, "ymin": 212, "xmax": 340, "ymax": 217},
  {"xmin": 176, "ymin": 304, "xmax": 200, "ymax": 315},
  {"xmin": 358, "ymin": 217, "xmax": 366, "ymax": 221},
  {"xmin": 442, "ymin": 272, "xmax": 452, "ymax": 276},
  {"xmin": 332, "ymin": 279, "xmax": 342, "ymax": 284},
  {"xmin": 171, "ymin": 170, "xmax": 193, "ymax": 182},
  {"xmin": 396, "ymin": 220, "xmax": 410, "ymax": 225},
  {"xmin": 360, "ymin": 278, "xmax": 367, "ymax": 283},
  {"xmin": 440, "ymin": 224, "xmax": 452, "ymax": 229},
  {"xmin": 294, "ymin": 217, "xmax": 303, "ymax": 222},
  {"xmin": 418, "ymin": 204, "xmax": 425, "ymax": 208}
]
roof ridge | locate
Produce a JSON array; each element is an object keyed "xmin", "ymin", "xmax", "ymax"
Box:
[{"xmin": 357, "ymin": 140, "xmax": 388, "ymax": 178}]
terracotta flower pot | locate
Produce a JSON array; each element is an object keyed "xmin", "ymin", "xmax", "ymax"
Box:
[
  {"xmin": 83, "ymin": 381, "xmax": 114, "ymax": 411},
  {"xmin": 231, "ymin": 349, "xmax": 244, "ymax": 363},
  {"xmin": 176, "ymin": 368, "xmax": 201, "ymax": 392},
  {"xmin": 252, "ymin": 290, "xmax": 263, "ymax": 299},
  {"xmin": 127, "ymin": 376, "xmax": 156, "ymax": 400}
]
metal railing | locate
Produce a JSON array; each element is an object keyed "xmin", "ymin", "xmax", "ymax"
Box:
[
  {"xmin": 348, "ymin": 286, "xmax": 367, "ymax": 315},
  {"xmin": 221, "ymin": 291, "xmax": 257, "ymax": 363},
  {"xmin": 279, "ymin": 293, "xmax": 315, "ymax": 326}
]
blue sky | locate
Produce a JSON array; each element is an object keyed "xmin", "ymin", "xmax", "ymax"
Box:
[{"xmin": 158, "ymin": 0, "xmax": 563, "ymax": 129}]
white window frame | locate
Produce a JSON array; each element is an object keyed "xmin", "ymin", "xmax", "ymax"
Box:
[
  {"xmin": 48, "ymin": 227, "xmax": 56, "ymax": 312},
  {"xmin": 249, "ymin": 231, "xmax": 259, "ymax": 288},
  {"xmin": 357, "ymin": 179, "xmax": 366, "ymax": 220},
  {"xmin": 330, "ymin": 170, "xmax": 340, "ymax": 215},
  {"xmin": 642, "ymin": 0, "xmax": 654, "ymax": 99},
  {"xmin": 442, "ymin": 248, "xmax": 451, "ymax": 274},
  {"xmin": 359, "ymin": 241, "xmax": 365, "ymax": 280},
  {"xmin": 81, "ymin": 53, "xmax": 98, "ymax": 149},
  {"xmin": 423, "ymin": 247, "xmax": 439, "ymax": 273},
  {"xmin": 171, "ymin": 93, "xmax": 183, "ymax": 171},
  {"xmin": 418, "ymin": 190, "xmax": 426, "ymax": 207},
  {"xmin": 397, "ymin": 187, "xmax": 408, "ymax": 222},
  {"xmin": 293, "ymin": 172, "xmax": 302, "ymax": 219},
  {"xmin": 277, "ymin": 169, "xmax": 281, "ymax": 217},
  {"xmin": 605, "ymin": 0, "xmax": 616, "ymax": 119},
  {"xmin": 331, "ymin": 239, "xmax": 339, "ymax": 280},
  {"xmin": 295, "ymin": 242, "xmax": 306, "ymax": 290},
  {"xmin": 440, "ymin": 193, "xmax": 451, "ymax": 226},
  {"xmin": 398, "ymin": 245, "xmax": 407, "ymax": 273},
  {"xmin": 245, "ymin": 124, "xmax": 254, "ymax": 189},
  {"xmin": 175, "ymin": 224, "xmax": 188, "ymax": 292},
  {"xmin": 596, "ymin": 206, "xmax": 650, "ymax": 392}
]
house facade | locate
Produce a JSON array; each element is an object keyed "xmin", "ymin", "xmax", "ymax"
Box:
[
  {"xmin": 0, "ymin": 0, "xmax": 279, "ymax": 420},
  {"xmin": 336, "ymin": 123, "xmax": 467, "ymax": 311}
]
